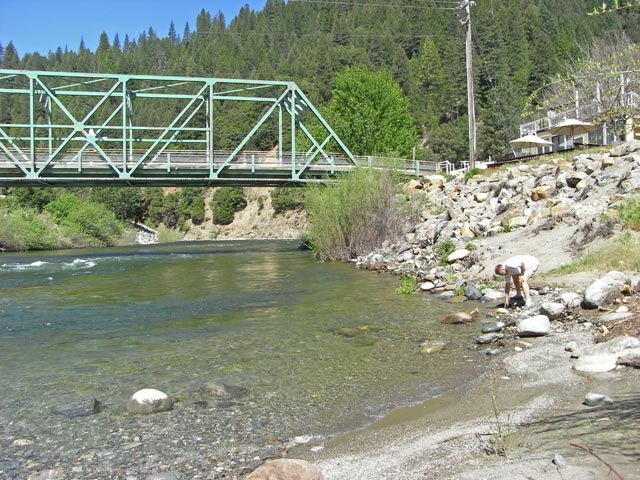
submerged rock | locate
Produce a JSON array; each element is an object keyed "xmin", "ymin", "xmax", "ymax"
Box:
[
  {"xmin": 53, "ymin": 398, "xmax": 102, "ymax": 418},
  {"xmin": 247, "ymin": 459, "xmax": 324, "ymax": 480},
  {"xmin": 441, "ymin": 308, "xmax": 479, "ymax": 324}
]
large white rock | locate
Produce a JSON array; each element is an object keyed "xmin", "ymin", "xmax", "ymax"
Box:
[
  {"xmin": 127, "ymin": 388, "xmax": 174, "ymax": 415},
  {"xmin": 516, "ymin": 315, "xmax": 550, "ymax": 337},
  {"xmin": 447, "ymin": 249, "xmax": 470, "ymax": 263}
]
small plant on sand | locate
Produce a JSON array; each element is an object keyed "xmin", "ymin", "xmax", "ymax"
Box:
[
  {"xmin": 485, "ymin": 385, "xmax": 514, "ymax": 457},
  {"xmin": 396, "ymin": 275, "xmax": 418, "ymax": 295}
]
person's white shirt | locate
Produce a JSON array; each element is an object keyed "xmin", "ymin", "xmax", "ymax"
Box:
[{"xmin": 503, "ymin": 255, "xmax": 539, "ymax": 282}]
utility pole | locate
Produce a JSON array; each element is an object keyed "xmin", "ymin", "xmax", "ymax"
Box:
[{"xmin": 460, "ymin": 0, "xmax": 476, "ymax": 169}]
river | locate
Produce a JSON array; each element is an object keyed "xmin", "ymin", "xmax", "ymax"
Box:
[{"xmin": 0, "ymin": 240, "xmax": 488, "ymax": 479}]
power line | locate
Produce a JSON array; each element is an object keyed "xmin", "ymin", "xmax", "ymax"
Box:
[
  {"xmin": 289, "ymin": 0, "xmax": 459, "ymax": 10},
  {"xmin": 186, "ymin": 30, "xmax": 454, "ymax": 38}
]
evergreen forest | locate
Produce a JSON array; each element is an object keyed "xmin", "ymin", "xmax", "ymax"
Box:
[{"xmin": 1, "ymin": 0, "xmax": 638, "ymax": 162}]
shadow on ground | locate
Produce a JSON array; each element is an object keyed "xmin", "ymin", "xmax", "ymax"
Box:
[{"xmin": 526, "ymin": 391, "xmax": 640, "ymax": 463}]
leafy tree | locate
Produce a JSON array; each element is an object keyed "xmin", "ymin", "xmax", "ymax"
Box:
[
  {"xmin": 7, "ymin": 187, "xmax": 59, "ymax": 212},
  {"xmin": 535, "ymin": 34, "xmax": 640, "ymax": 141},
  {"xmin": 89, "ymin": 187, "xmax": 147, "ymax": 221},
  {"xmin": 44, "ymin": 193, "xmax": 82, "ymax": 220},
  {"xmin": 177, "ymin": 188, "xmax": 205, "ymax": 225},
  {"xmin": 323, "ymin": 67, "xmax": 416, "ymax": 156}
]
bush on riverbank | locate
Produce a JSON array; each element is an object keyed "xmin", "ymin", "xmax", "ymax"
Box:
[
  {"xmin": 0, "ymin": 191, "xmax": 127, "ymax": 250},
  {"xmin": 0, "ymin": 206, "xmax": 58, "ymax": 250},
  {"xmin": 304, "ymin": 167, "xmax": 417, "ymax": 261},
  {"xmin": 271, "ymin": 187, "xmax": 305, "ymax": 215},
  {"xmin": 211, "ymin": 187, "xmax": 248, "ymax": 225}
]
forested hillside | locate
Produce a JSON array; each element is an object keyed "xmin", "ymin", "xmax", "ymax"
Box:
[{"xmin": 1, "ymin": 0, "xmax": 637, "ymax": 162}]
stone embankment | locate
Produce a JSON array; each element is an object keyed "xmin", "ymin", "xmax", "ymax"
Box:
[{"xmin": 354, "ymin": 140, "xmax": 640, "ymax": 291}]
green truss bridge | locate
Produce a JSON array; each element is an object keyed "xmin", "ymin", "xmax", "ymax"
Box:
[
  {"xmin": 0, "ymin": 69, "xmax": 371, "ymax": 187},
  {"xmin": 0, "ymin": 70, "xmax": 451, "ymax": 187}
]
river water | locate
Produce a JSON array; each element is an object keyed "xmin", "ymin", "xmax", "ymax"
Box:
[{"xmin": 0, "ymin": 240, "xmax": 488, "ymax": 478}]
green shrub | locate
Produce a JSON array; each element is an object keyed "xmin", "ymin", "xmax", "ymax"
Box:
[
  {"xmin": 7, "ymin": 187, "xmax": 58, "ymax": 212},
  {"xmin": 210, "ymin": 187, "xmax": 247, "ymax": 225},
  {"xmin": 45, "ymin": 193, "xmax": 81, "ymax": 220},
  {"xmin": 464, "ymin": 167, "xmax": 483, "ymax": 183},
  {"xmin": 434, "ymin": 240, "xmax": 456, "ymax": 265},
  {"xmin": 188, "ymin": 195, "xmax": 205, "ymax": 225},
  {"xmin": 395, "ymin": 276, "xmax": 418, "ymax": 295},
  {"xmin": 618, "ymin": 196, "xmax": 640, "ymax": 230},
  {"xmin": 271, "ymin": 187, "xmax": 304, "ymax": 215},
  {"xmin": 304, "ymin": 167, "xmax": 414, "ymax": 261},
  {"xmin": 0, "ymin": 207, "xmax": 58, "ymax": 250},
  {"xmin": 63, "ymin": 203, "xmax": 123, "ymax": 246}
]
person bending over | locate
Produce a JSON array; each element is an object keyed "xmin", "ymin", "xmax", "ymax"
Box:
[{"xmin": 494, "ymin": 255, "xmax": 539, "ymax": 308}]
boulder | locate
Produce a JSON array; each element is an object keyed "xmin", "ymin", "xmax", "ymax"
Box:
[
  {"xmin": 573, "ymin": 336, "xmax": 640, "ymax": 373},
  {"xmin": 610, "ymin": 139, "xmax": 640, "ymax": 156},
  {"xmin": 584, "ymin": 392, "xmax": 613, "ymax": 406},
  {"xmin": 463, "ymin": 284, "xmax": 483, "ymax": 300},
  {"xmin": 539, "ymin": 302, "xmax": 566, "ymax": 320},
  {"xmin": 419, "ymin": 281, "xmax": 435, "ymax": 291},
  {"xmin": 598, "ymin": 312, "xmax": 633, "ymax": 323},
  {"xmin": 583, "ymin": 271, "xmax": 630, "ymax": 308},
  {"xmin": 532, "ymin": 185, "xmax": 555, "ymax": 201},
  {"xmin": 447, "ymin": 249, "xmax": 470, "ymax": 263},
  {"xmin": 475, "ymin": 332, "xmax": 502, "ymax": 345},
  {"xmin": 560, "ymin": 292, "xmax": 583, "ymax": 308},
  {"xmin": 420, "ymin": 341, "xmax": 446, "ymax": 354},
  {"xmin": 204, "ymin": 382, "xmax": 229, "ymax": 397},
  {"xmin": 516, "ymin": 315, "xmax": 550, "ymax": 337},
  {"xmin": 565, "ymin": 171, "xmax": 588, "ymax": 188},
  {"xmin": 127, "ymin": 389, "xmax": 174, "ymax": 415},
  {"xmin": 247, "ymin": 459, "xmax": 324, "ymax": 480},
  {"xmin": 481, "ymin": 321, "xmax": 505, "ymax": 333},
  {"xmin": 481, "ymin": 288, "xmax": 504, "ymax": 302}
]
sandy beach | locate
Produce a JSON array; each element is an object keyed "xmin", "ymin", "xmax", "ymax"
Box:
[{"xmin": 291, "ymin": 317, "xmax": 639, "ymax": 479}]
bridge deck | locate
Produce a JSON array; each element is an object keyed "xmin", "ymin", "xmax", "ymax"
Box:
[{"xmin": 0, "ymin": 148, "xmax": 441, "ymax": 186}]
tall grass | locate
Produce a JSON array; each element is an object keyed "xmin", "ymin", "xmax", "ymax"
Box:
[{"xmin": 304, "ymin": 167, "xmax": 416, "ymax": 261}]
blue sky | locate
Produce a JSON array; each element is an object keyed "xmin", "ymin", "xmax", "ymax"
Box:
[{"xmin": 1, "ymin": 0, "xmax": 266, "ymax": 57}]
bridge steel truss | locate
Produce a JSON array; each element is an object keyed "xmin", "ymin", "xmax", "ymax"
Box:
[{"xmin": 0, "ymin": 69, "xmax": 357, "ymax": 186}]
